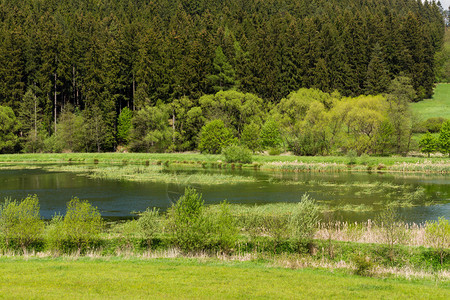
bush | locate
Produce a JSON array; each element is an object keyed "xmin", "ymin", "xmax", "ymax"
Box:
[
  {"xmin": 62, "ymin": 198, "xmax": 104, "ymax": 253},
  {"xmin": 289, "ymin": 194, "xmax": 320, "ymax": 251},
  {"xmin": 137, "ymin": 207, "xmax": 161, "ymax": 248},
  {"xmin": 167, "ymin": 188, "xmax": 208, "ymax": 252},
  {"xmin": 267, "ymin": 147, "xmax": 281, "ymax": 155},
  {"xmin": 208, "ymin": 201, "xmax": 238, "ymax": 253},
  {"xmin": 421, "ymin": 117, "xmax": 447, "ymax": 133},
  {"xmin": 199, "ymin": 120, "xmax": 236, "ymax": 154},
  {"xmin": 222, "ymin": 144, "xmax": 252, "ymax": 163},
  {"xmin": 0, "ymin": 195, "xmax": 44, "ymax": 251},
  {"xmin": 353, "ymin": 254, "xmax": 375, "ymax": 276}
]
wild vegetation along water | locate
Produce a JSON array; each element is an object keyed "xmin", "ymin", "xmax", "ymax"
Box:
[{"xmin": 0, "ymin": 164, "xmax": 448, "ymax": 222}]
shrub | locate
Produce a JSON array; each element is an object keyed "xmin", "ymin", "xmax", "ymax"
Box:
[
  {"xmin": 421, "ymin": 117, "xmax": 447, "ymax": 133},
  {"xmin": 267, "ymin": 147, "xmax": 281, "ymax": 155},
  {"xmin": 289, "ymin": 194, "xmax": 320, "ymax": 252},
  {"xmin": 222, "ymin": 144, "xmax": 252, "ymax": 163},
  {"xmin": 62, "ymin": 198, "xmax": 104, "ymax": 253},
  {"xmin": 0, "ymin": 195, "xmax": 44, "ymax": 251},
  {"xmin": 425, "ymin": 217, "xmax": 450, "ymax": 266},
  {"xmin": 264, "ymin": 214, "xmax": 290, "ymax": 253},
  {"xmin": 167, "ymin": 188, "xmax": 208, "ymax": 252},
  {"xmin": 208, "ymin": 201, "xmax": 238, "ymax": 253},
  {"xmin": 353, "ymin": 254, "xmax": 375, "ymax": 276},
  {"xmin": 44, "ymin": 214, "xmax": 65, "ymax": 253},
  {"xmin": 137, "ymin": 207, "xmax": 161, "ymax": 248},
  {"xmin": 199, "ymin": 120, "xmax": 236, "ymax": 154}
]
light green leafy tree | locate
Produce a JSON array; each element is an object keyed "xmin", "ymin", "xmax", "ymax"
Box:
[
  {"xmin": 137, "ymin": 207, "xmax": 160, "ymax": 249},
  {"xmin": 0, "ymin": 195, "xmax": 44, "ymax": 251},
  {"xmin": 240, "ymin": 122, "xmax": 261, "ymax": 153},
  {"xmin": 419, "ymin": 132, "xmax": 437, "ymax": 157},
  {"xmin": 199, "ymin": 119, "xmax": 236, "ymax": 154},
  {"xmin": 289, "ymin": 194, "xmax": 321, "ymax": 253},
  {"xmin": 129, "ymin": 104, "xmax": 173, "ymax": 152},
  {"xmin": 63, "ymin": 198, "xmax": 104, "ymax": 253},
  {"xmin": 167, "ymin": 188, "xmax": 208, "ymax": 252},
  {"xmin": 438, "ymin": 120, "xmax": 450, "ymax": 156}
]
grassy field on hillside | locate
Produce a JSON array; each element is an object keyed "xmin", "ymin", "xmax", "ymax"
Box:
[
  {"xmin": 411, "ymin": 83, "xmax": 450, "ymax": 120},
  {"xmin": 0, "ymin": 257, "xmax": 447, "ymax": 299}
]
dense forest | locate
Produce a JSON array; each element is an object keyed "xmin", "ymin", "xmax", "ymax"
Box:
[{"xmin": 0, "ymin": 0, "xmax": 447, "ymax": 155}]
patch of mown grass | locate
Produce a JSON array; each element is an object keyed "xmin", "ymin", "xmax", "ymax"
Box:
[{"xmin": 0, "ymin": 257, "xmax": 447, "ymax": 299}]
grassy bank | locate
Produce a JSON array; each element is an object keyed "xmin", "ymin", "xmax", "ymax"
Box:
[
  {"xmin": 0, "ymin": 257, "xmax": 447, "ymax": 299},
  {"xmin": 0, "ymin": 153, "xmax": 449, "ymax": 174}
]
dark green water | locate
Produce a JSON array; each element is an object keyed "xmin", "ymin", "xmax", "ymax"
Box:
[{"xmin": 0, "ymin": 166, "xmax": 448, "ymax": 223}]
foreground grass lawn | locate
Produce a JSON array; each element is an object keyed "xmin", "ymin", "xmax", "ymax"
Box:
[
  {"xmin": 0, "ymin": 258, "xmax": 447, "ymax": 299},
  {"xmin": 410, "ymin": 83, "xmax": 450, "ymax": 120}
]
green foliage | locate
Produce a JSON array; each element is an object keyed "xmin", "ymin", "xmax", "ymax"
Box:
[
  {"xmin": 425, "ymin": 217, "xmax": 450, "ymax": 266},
  {"xmin": 364, "ymin": 43, "xmax": 390, "ymax": 95},
  {"xmin": 222, "ymin": 144, "xmax": 252, "ymax": 164},
  {"xmin": 419, "ymin": 132, "xmax": 437, "ymax": 157},
  {"xmin": 18, "ymin": 88, "xmax": 44, "ymax": 153},
  {"xmin": 44, "ymin": 214, "xmax": 65, "ymax": 253},
  {"xmin": 199, "ymin": 119, "xmax": 236, "ymax": 154},
  {"xmin": 54, "ymin": 107, "xmax": 85, "ymax": 152},
  {"xmin": 240, "ymin": 122, "xmax": 261, "ymax": 152},
  {"xmin": 62, "ymin": 198, "xmax": 104, "ymax": 252},
  {"xmin": 289, "ymin": 194, "xmax": 321, "ymax": 246},
  {"xmin": 0, "ymin": 105, "xmax": 20, "ymax": 154},
  {"xmin": 137, "ymin": 207, "xmax": 160, "ymax": 248},
  {"xmin": 353, "ymin": 254, "xmax": 375, "ymax": 276},
  {"xmin": 0, "ymin": 195, "xmax": 44, "ymax": 250},
  {"xmin": 167, "ymin": 188, "xmax": 208, "ymax": 252},
  {"xmin": 199, "ymin": 90, "xmax": 265, "ymax": 135},
  {"xmin": 129, "ymin": 105, "xmax": 173, "ymax": 152},
  {"xmin": 420, "ymin": 117, "xmax": 447, "ymax": 133},
  {"xmin": 207, "ymin": 46, "xmax": 237, "ymax": 92},
  {"xmin": 208, "ymin": 201, "xmax": 238, "ymax": 253},
  {"xmin": 260, "ymin": 120, "xmax": 282, "ymax": 149},
  {"xmin": 438, "ymin": 120, "xmax": 450, "ymax": 156},
  {"xmin": 117, "ymin": 107, "xmax": 133, "ymax": 146}
]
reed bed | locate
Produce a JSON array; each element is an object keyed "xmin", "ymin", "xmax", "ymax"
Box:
[{"xmin": 44, "ymin": 164, "xmax": 256, "ymax": 185}]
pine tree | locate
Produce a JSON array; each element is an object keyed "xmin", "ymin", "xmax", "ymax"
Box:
[
  {"xmin": 365, "ymin": 43, "xmax": 390, "ymax": 95},
  {"xmin": 206, "ymin": 46, "xmax": 236, "ymax": 92}
]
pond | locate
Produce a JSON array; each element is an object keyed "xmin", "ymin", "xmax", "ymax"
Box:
[{"xmin": 0, "ymin": 165, "xmax": 448, "ymax": 223}]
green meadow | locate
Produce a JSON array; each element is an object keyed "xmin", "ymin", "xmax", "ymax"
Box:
[
  {"xmin": 410, "ymin": 83, "xmax": 450, "ymax": 120},
  {"xmin": 0, "ymin": 257, "xmax": 447, "ymax": 299}
]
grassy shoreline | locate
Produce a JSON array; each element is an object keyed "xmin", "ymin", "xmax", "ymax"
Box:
[
  {"xmin": 0, "ymin": 153, "xmax": 449, "ymax": 174},
  {"xmin": 0, "ymin": 257, "xmax": 447, "ymax": 299}
]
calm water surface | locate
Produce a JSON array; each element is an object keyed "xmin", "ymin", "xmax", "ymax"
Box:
[{"xmin": 0, "ymin": 165, "xmax": 448, "ymax": 223}]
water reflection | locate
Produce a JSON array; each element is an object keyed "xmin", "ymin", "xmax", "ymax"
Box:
[{"xmin": 0, "ymin": 166, "xmax": 448, "ymax": 223}]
